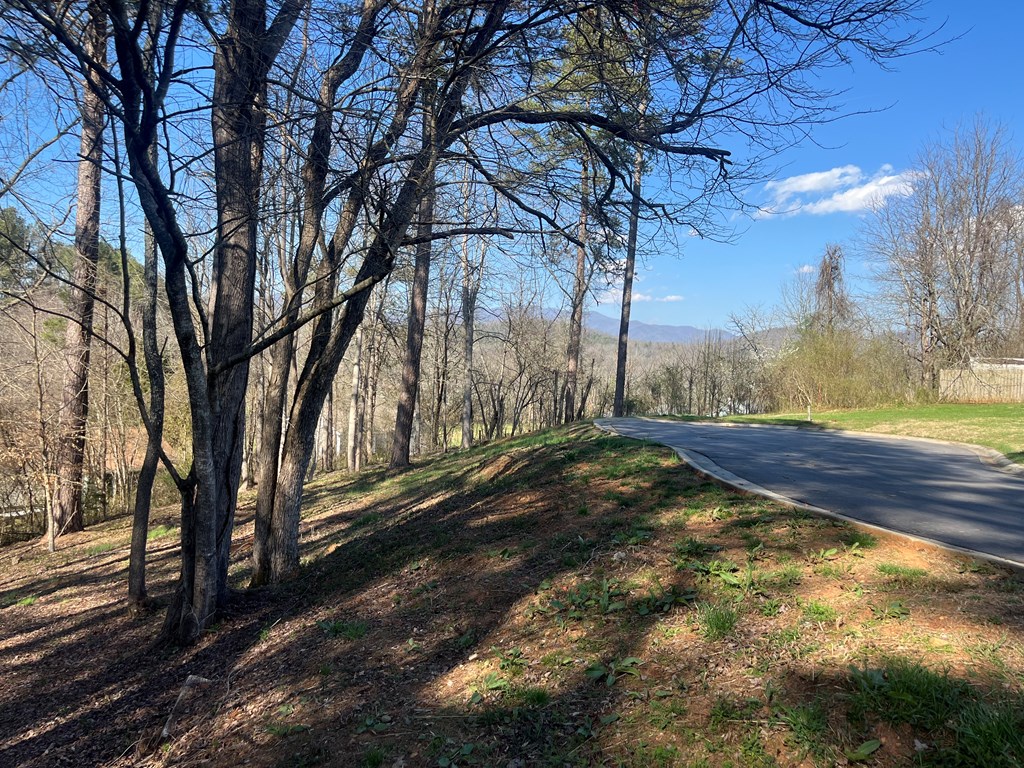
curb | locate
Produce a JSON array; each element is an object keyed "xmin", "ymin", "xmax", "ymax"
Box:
[
  {"xmin": 594, "ymin": 418, "xmax": 1024, "ymax": 572},
  {"xmin": 633, "ymin": 415, "xmax": 1024, "ymax": 478}
]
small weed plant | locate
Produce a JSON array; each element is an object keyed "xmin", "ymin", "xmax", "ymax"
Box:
[
  {"xmin": 317, "ymin": 619, "xmax": 369, "ymax": 640},
  {"xmin": 696, "ymin": 602, "xmax": 738, "ymax": 641}
]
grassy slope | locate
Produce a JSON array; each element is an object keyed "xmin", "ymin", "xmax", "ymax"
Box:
[
  {"xmin": 716, "ymin": 403, "xmax": 1024, "ymax": 463},
  {"xmin": 1, "ymin": 425, "xmax": 1023, "ymax": 767}
]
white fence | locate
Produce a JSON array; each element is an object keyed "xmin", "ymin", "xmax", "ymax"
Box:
[{"xmin": 940, "ymin": 361, "xmax": 1024, "ymax": 402}]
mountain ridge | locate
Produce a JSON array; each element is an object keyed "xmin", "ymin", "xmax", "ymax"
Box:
[{"xmin": 584, "ymin": 310, "xmax": 733, "ymax": 344}]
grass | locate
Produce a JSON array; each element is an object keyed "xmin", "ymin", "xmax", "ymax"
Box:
[
  {"xmin": 316, "ymin": 619, "xmax": 369, "ymax": 640},
  {"xmin": 147, "ymin": 524, "xmax": 175, "ymax": 540},
  {"xmin": 718, "ymin": 403, "xmax": 1024, "ymax": 462},
  {"xmin": 801, "ymin": 599, "xmax": 839, "ymax": 623},
  {"xmin": 695, "ymin": 601, "xmax": 739, "ymax": 640},
  {"xmin": 778, "ymin": 702, "xmax": 831, "ymax": 761},
  {"xmin": 848, "ymin": 659, "xmax": 1024, "ymax": 765},
  {"xmin": 3, "ymin": 423, "xmax": 1024, "ymax": 768},
  {"xmin": 877, "ymin": 562, "xmax": 928, "ymax": 584}
]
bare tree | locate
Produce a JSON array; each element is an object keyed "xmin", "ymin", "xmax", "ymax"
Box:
[
  {"xmin": 813, "ymin": 243, "xmax": 851, "ymax": 333},
  {"xmin": 5, "ymin": 0, "xmax": 932, "ymax": 640},
  {"xmin": 459, "ymin": 216, "xmax": 487, "ymax": 449},
  {"xmin": 52, "ymin": 1, "xmax": 105, "ymax": 540},
  {"xmin": 391, "ymin": 74, "xmax": 438, "ymax": 468},
  {"xmin": 613, "ymin": 141, "xmax": 645, "ymax": 417},
  {"xmin": 868, "ymin": 119, "xmax": 1024, "ymax": 389},
  {"xmin": 563, "ymin": 154, "xmax": 591, "ymax": 423},
  {"xmin": 11, "ymin": 0, "xmax": 307, "ymax": 641}
]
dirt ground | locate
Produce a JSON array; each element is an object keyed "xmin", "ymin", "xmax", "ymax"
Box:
[{"xmin": 2, "ymin": 425, "xmax": 1023, "ymax": 767}]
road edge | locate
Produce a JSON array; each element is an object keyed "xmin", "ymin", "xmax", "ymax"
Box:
[
  {"xmin": 594, "ymin": 418, "xmax": 1024, "ymax": 572},
  {"xmin": 638, "ymin": 415, "xmax": 1024, "ymax": 477}
]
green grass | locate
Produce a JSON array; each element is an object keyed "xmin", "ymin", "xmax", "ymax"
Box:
[
  {"xmin": 848, "ymin": 659, "xmax": 1024, "ymax": 765},
  {"xmin": 86, "ymin": 542, "xmax": 116, "ymax": 556},
  {"xmin": 877, "ymin": 562, "xmax": 928, "ymax": 584},
  {"xmin": 839, "ymin": 530, "xmax": 878, "ymax": 549},
  {"xmin": 695, "ymin": 602, "xmax": 738, "ymax": 641},
  {"xmin": 717, "ymin": 403, "xmax": 1024, "ymax": 462},
  {"xmin": 147, "ymin": 524, "xmax": 175, "ymax": 540},
  {"xmin": 801, "ymin": 599, "xmax": 839, "ymax": 623},
  {"xmin": 777, "ymin": 702, "xmax": 831, "ymax": 761},
  {"xmin": 316, "ymin": 619, "xmax": 369, "ymax": 640},
  {"xmin": 351, "ymin": 512, "xmax": 383, "ymax": 528}
]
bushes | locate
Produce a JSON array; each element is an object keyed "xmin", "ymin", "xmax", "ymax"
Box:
[{"xmin": 769, "ymin": 328, "xmax": 912, "ymax": 410}]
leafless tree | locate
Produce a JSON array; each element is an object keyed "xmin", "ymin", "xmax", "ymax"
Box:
[
  {"xmin": 868, "ymin": 119, "xmax": 1024, "ymax": 389},
  {"xmin": 51, "ymin": 2, "xmax": 105, "ymax": 540},
  {"xmin": 813, "ymin": 243, "xmax": 852, "ymax": 333},
  {"xmin": 2, "ymin": 0, "xmax": 932, "ymax": 642}
]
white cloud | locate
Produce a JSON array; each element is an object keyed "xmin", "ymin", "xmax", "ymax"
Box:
[
  {"xmin": 760, "ymin": 164, "xmax": 915, "ymax": 217},
  {"xmin": 633, "ymin": 293, "xmax": 684, "ymax": 303},
  {"xmin": 800, "ymin": 171, "xmax": 915, "ymax": 214},
  {"xmin": 598, "ymin": 290, "xmax": 684, "ymax": 305},
  {"xmin": 764, "ymin": 164, "xmax": 863, "ymax": 203},
  {"xmin": 797, "ymin": 264, "xmax": 815, "ymax": 274},
  {"xmin": 595, "ymin": 288, "xmax": 622, "ymax": 305}
]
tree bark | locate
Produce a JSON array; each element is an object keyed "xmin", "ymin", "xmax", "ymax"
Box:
[
  {"xmin": 53, "ymin": 3, "xmax": 105, "ymax": 537},
  {"xmin": 459, "ymin": 227, "xmax": 483, "ymax": 449},
  {"xmin": 128, "ymin": 218, "xmax": 164, "ymax": 607},
  {"xmin": 391, "ymin": 74, "xmax": 436, "ymax": 468},
  {"xmin": 391, "ymin": 192, "xmax": 435, "ymax": 468},
  {"xmin": 250, "ymin": 333, "xmax": 295, "ymax": 585},
  {"xmin": 250, "ymin": 1, "xmax": 381, "ymax": 583},
  {"xmin": 346, "ymin": 325, "xmax": 363, "ymax": 472},
  {"xmin": 127, "ymin": 6, "xmax": 164, "ymax": 604},
  {"xmin": 268, "ymin": 140, "xmax": 440, "ymax": 578},
  {"xmin": 613, "ymin": 145, "xmax": 643, "ymax": 417},
  {"xmin": 162, "ymin": 0, "xmax": 304, "ymax": 640},
  {"xmin": 563, "ymin": 154, "xmax": 589, "ymax": 423}
]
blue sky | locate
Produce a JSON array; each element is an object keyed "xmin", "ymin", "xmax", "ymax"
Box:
[{"xmin": 596, "ymin": 0, "xmax": 1024, "ymax": 330}]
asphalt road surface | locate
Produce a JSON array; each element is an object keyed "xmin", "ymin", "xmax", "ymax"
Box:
[{"xmin": 597, "ymin": 417, "xmax": 1024, "ymax": 567}]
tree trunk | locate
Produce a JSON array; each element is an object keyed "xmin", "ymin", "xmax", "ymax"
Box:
[
  {"xmin": 53, "ymin": 3, "xmax": 105, "ymax": 537},
  {"xmin": 268, "ymin": 147, "xmax": 439, "ymax": 579},
  {"xmin": 563, "ymin": 155, "xmax": 589, "ymax": 423},
  {"xmin": 250, "ymin": 333, "xmax": 295, "ymax": 585},
  {"xmin": 346, "ymin": 325, "xmax": 363, "ymax": 472},
  {"xmin": 163, "ymin": 0, "xmax": 302, "ymax": 640},
  {"xmin": 459, "ymin": 231, "xmax": 481, "ymax": 450},
  {"xmin": 390, "ymin": 195, "xmax": 434, "ymax": 467},
  {"xmin": 613, "ymin": 145, "xmax": 643, "ymax": 417},
  {"xmin": 391, "ymin": 81, "xmax": 436, "ymax": 469},
  {"xmin": 323, "ymin": 387, "xmax": 335, "ymax": 471},
  {"xmin": 250, "ymin": 2, "xmax": 381, "ymax": 580},
  {"xmin": 128, "ymin": 217, "xmax": 165, "ymax": 608},
  {"xmin": 260, "ymin": 0, "xmax": 506, "ymax": 580}
]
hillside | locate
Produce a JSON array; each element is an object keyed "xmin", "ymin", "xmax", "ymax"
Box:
[{"xmin": 1, "ymin": 425, "xmax": 1023, "ymax": 767}]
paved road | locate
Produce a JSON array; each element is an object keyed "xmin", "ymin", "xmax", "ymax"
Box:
[{"xmin": 596, "ymin": 417, "xmax": 1024, "ymax": 567}]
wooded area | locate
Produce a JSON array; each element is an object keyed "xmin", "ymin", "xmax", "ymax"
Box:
[{"xmin": 7, "ymin": 0, "xmax": 1021, "ymax": 652}]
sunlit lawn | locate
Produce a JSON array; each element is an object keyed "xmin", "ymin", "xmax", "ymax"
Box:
[{"xmin": 718, "ymin": 403, "xmax": 1024, "ymax": 463}]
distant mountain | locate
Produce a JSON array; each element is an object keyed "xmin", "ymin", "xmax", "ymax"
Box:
[
  {"xmin": 500, "ymin": 306, "xmax": 733, "ymax": 344},
  {"xmin": 584, "ymin": 310, "xmax": 733, "ymax": 344}
]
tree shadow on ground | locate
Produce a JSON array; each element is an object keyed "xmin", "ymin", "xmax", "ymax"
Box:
[{"xmin": 2, "ymin": 425, "xmax": 1023, "ymax": 767}]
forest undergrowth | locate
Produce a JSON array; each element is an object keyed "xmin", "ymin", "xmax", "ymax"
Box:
[{"xmin": 2, "ymin": 425, "xmax": 1024, "ymax": 767}]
